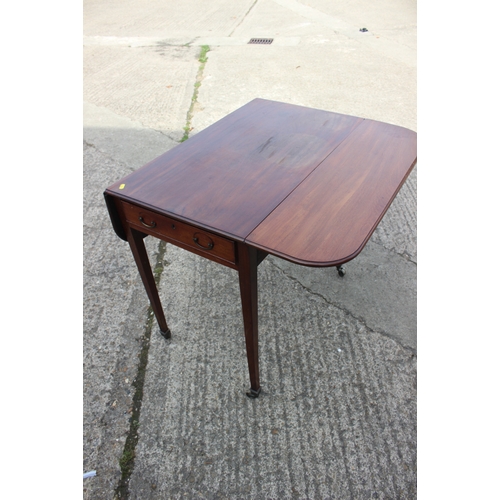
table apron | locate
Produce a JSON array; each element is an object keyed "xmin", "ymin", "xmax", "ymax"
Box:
[{"xmin": 119, "ymin": 200, "xmax": 238, "ymax": 267}]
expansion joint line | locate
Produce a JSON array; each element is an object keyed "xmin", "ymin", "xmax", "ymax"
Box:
[
  {"xmin": 114, "ymin": 240, "xmax": 168, "ymax": 499},
  {"xmin": 228, "ymin": 0, "xmax": 259, "ymax": 37},
  {"xmin": 266, "ymin": 258, "xmax": 416, "ymax": 356},
  {"xmin": 181, "ymin": 45, "xmax": 210, "ymax": 142}
]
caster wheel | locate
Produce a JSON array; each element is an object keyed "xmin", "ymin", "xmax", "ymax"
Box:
[
  {"xmin": 246, "ymin": 387, "xmax": 261, "ymax": 398},
  {"xmin": 336, "ymin": 265, "xmax": 345, "ymax": 277},
  {"xmin": 160, "ymin": 328, "xmax": 171, "ymax": 339}
]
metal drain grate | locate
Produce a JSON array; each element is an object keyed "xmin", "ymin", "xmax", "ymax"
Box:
[{"xmin": 248, "ymin": 38, "xmax": 274, "ymax": 45}]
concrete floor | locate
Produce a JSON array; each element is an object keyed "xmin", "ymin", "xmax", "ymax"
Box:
[{"xmin": 83, "ymin": 1, "xmax": 417, "ymax": 498}]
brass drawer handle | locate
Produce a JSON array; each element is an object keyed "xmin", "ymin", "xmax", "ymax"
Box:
[
  {"xmin": 193, "ymin": 233, "xmax": 214, "ymax": 250},
  {"xmin": 139, "ymin": 216, "xmax": 156, "ymax": 228}
]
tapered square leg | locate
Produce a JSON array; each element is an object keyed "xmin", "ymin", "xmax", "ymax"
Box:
[
  {"xmin": 126, "ymin": 227, "xmax": 170, "ymax": 338},
  {"xmin": 237, "ymin": 243, "xmax": 261, "ymax": 397}
]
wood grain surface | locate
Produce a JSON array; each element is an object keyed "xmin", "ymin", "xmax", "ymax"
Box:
[
  {"xmin": 106, "ymin": 99, "xmax": 416, "ymax": 267},
  {"xmin": 105, "ymin": 98, "xmax": 362, "ymax": 239},
  {"xmin": 246, "ymin": 119, "xmax": 417, "ymax": 266}
]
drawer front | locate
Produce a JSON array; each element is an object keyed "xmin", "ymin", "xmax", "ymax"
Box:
[{"xmin": 121, "ymin": 201, "xmax": 236, "ymax": 264}]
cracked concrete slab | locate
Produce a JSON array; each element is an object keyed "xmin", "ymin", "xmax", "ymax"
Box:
[
  {"xmin": 281, "ymin": 0, "xmax": 417, "ymax": 51},
  {"xmin": 130, "ymin": 248, "xmax": 416, "ymax": 498},
  {"xmin": 191, "ymin": 41, "xmax": 416, "ymax": 134},
  {"xmin": 83, "ymin": 142, "xmax": 161, "ymax": 500},
  {"xmin": 268, "ymin": 240, "xmax": 417, "ymax": 351},
  {"xmin": 84, "ymin": 44, "xmax": 199, "ymax": 140},
  {"xmin": 83, "ymin": 102, "xmax": 179, "ymax": 169},
  {"xmin": 371, "ymin": 167, "xmax": 417, "ymax": 263},
  {"xmin": 268, "ymin": 0, "xmax": 416, "ymax": 66},
  {"xmin": 84, "ymin": 0, "xmax": 256, "ymax": 38}
]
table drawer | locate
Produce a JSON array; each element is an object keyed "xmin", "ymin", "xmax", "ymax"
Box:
[{"xmin": 121, "ymin": 201, "xmax": 236, "ymax": 264}]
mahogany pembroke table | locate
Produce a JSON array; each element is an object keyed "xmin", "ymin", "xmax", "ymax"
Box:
[{"xmin": 104, "ymin": 98, "xmax": 417, "ymax": 398}]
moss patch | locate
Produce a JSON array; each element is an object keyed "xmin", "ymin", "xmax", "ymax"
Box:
[
  {"xmin": 114, "ymin": 240, "xmax": 167, "ymax": 499},
  {"xmin": 180, "ymin": 45, "xmax": 211, "ymax": 142}
]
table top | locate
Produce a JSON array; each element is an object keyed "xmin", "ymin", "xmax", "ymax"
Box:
[{"xmin": 106, "ymin": 98, "xmax": 417, "ymax": 267}]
